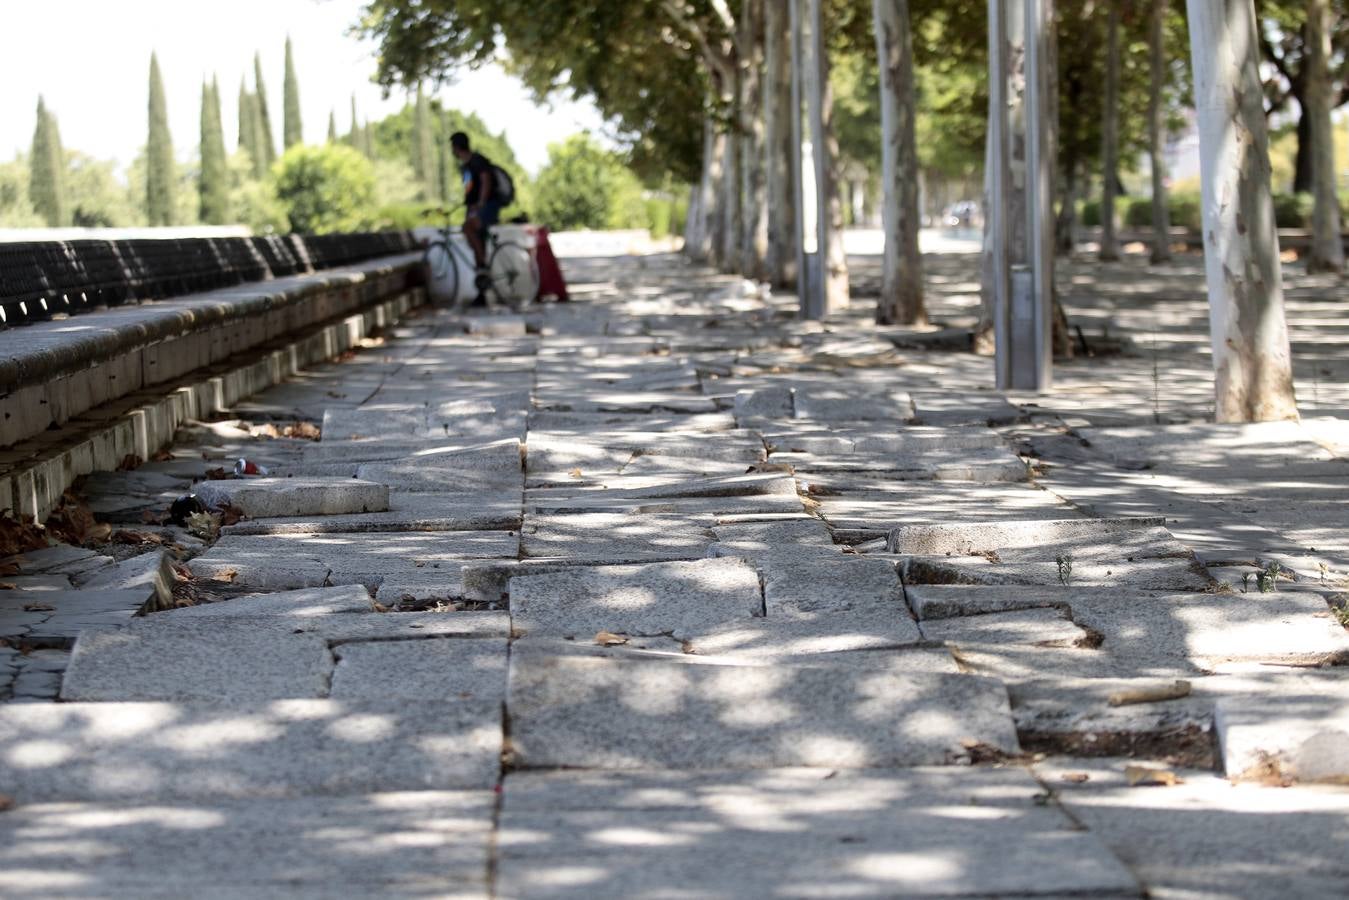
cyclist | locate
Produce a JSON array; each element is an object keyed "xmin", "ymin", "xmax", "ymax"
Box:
[{"xmin": 450, "ymin": 132, "xmax": 503, "ymax": 299}]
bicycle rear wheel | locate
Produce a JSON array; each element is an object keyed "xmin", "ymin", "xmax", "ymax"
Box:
[{"xmin": 487, "ymin": 241, "xmax": 540, "ymax": 312}]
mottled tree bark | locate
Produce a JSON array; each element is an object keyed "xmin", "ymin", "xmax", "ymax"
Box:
[
  {"xmin": 708, "ymin": 128, "xmax": 729, "ymax": 268},
  {"xmin": 764, "ymin": 0, "xmax": 798, "ymax": 287},
  {"xmin": 686, "ymin": 114, "xmax": 717, "ymax": 262},
  {"xmin": 1147, "ymin": 0, "xmax": 1173, "ymax": 264},
  {"xmin": 872, "ymin": 0, "xmax": 927, "ymax": 325},
  {"xmin": 1186, "ymin": 0, "xmax": 1299, "ymax": 421},
  {"xmin": 739, "ymin": 0, "xmax": 769, "ymax": 279},
  {"xmin": 1306, "ymin": 0, "xmax": 1344, "ymax": 273},
  {"xmin": 1099, "ymin": 3, "xmax": 1122, "ymax": 262},
  {"xmin": 821, "ymin": 52, "xmax": 851, "ymax": 311}
]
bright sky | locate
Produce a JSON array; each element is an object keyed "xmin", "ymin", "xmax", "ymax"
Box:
[{"xmin": 0, "ymin": 0, "xmax": 606, "ymax": 176}]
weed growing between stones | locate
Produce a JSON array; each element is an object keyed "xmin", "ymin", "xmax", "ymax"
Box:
[{"xmin": 1056, "ymin": 553, "xmax": 1073, "ymax": 586}]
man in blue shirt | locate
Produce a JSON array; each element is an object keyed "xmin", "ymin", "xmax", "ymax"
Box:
[{"xmin": 450, "ymin": 132, "xmax": 501, "ymax": 293}]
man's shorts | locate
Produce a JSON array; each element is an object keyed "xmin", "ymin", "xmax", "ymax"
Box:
[{"xmin": 474, "ymin": 199, "xmax": 503, "ymax": 228}]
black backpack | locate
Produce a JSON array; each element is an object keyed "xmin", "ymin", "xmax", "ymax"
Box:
[{"xmin": 490, "ymin": 164, "xmax": 515, "ymax": 206}]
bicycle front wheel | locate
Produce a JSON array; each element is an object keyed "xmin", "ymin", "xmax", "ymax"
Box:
[
  {"xmin": 487, "ymin": 241, "xmax": 540, "ymax": 311},
  {"xmin": 424, "ymin": 240, "xmax": 460, "ymax": 308}
]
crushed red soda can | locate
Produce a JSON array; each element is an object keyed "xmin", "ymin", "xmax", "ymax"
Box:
[{"xmin": 234, "ymin": 458, "xmax": 270, "ymax": 476}]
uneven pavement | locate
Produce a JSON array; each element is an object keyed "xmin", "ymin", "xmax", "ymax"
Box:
[{"xmin": 2, "ymin": 250, "xmax": 1348, "ymax": 897}]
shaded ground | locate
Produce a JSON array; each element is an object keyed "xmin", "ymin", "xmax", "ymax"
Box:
[{"xmin": 0, "ymin": 243, "xmax": 1346, "ymax": 897}]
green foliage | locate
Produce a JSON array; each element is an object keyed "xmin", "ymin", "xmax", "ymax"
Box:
[
  {"xmin": 66, "ymin": 152, "xmax": 138, "ymax": 227},
  {"xmin": 200, "ymin": 78, "xmax": 230, "ymax": 225},
  {"xmin": 645, "ymin": 191, "xmax": 688, "ymax": 239},
  {"xmin": 1168, "ymin": 192, "xmax": 1202, "ymax": 232},
  {"xmin": 532, "ymin": 134, "xmax": 649, "ymax": 231},
  {"xmin": 29, "ymin": 96, "xmax": 67, "ymax": 227},
  {"xmin": 272, "ymin": 143, "xmax": 375, "ymax": 233},
  {"xmin": 284, "ymin": 37, "xmax": 303, "ymax": 149},
  {"xmin": 0, "ymin": 156, "xmax": 44, "ymax": 227},
  {"xmin": 1273, "ymin": 192, "xmax": 1314, "ymax": 229},
  {"xmin": 254, "ymin": 52, "xmax": 277, "ymax": 166},
  {"xmin": 226, "ymin": 151, "xmax": 286, "ymax": 233},
  {"xmin": 146, "ymin": 53, "xmax": 176, "ymax": 226},
  {"xmin": 359, "ymin": 0, "xmax": 704, "ymax": 183},
  {"xmin": 238, "ymin": 81, "xmax": 267, "ymax": 180}
]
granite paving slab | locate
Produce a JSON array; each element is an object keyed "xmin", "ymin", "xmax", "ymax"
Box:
[
  {"xmin": 331, "ymin": 638, "xmax": 509, "ymax": 702},
  {"xmin": 163, "ymin": 585, "xmax": 375, "ymax": 619},
  {"xmin": 907, "ymin": 585, "xmax": 1349, "ymax": 667},
  {"xmin": 0, "ymin": 699, "xmax": 502, "ymax": 800},
  {"xmin": 0, "ymin": 791, "xmax": 494, "ymax": 899},
  {"xmin": 72, "ymin": 553, "xmax": 173, "ymax": 615},
  {"xmin": 496, "ymin": 768, "xmax": 1139, "ymax": 899},
  {"xmin": 222, "ymin": 490, "xmax": 523, "ymax": 534},
  {"xmin": 190, "ymin": 531, "xmax": 519, "ymax": 592},
  {"xmin": 520, "ymin": 513, "xmax": 715, "ymax": 562},
  {"xmin": 193, "ymin": 477, "xmax": 390, "ymax": 518},
  {"xmin": 509, "ymin": 558, "xmax": 762, "ymax": 638},
  {"xmin": 1214, "ymin": 670, "xmax": 1349, "ymax": 782},
  {"xmin": 506, "ymin": 647, "xmax": 1019, "ymax": 769},
  {"xmin": 61, "ymin": 620, "xmax": 333, "ymax": 702},
  {"xmin": 1035, "ymin": 757, "xmax": 1349, "ymax": 898}
]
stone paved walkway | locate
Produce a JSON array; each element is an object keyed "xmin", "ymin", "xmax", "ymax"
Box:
[{"xmin": 1, "ymin": 249, "xmax": 1348, "ymax": 897}]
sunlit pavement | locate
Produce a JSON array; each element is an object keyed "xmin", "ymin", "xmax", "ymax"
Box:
[{"xmin": 1, "ymin": 245, "xmax": 1347, "ymax": 897}]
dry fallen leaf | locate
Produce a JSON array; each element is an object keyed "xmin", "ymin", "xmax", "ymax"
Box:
[
  {"xmin": 283, "ymin": 421, "xmax": 321, "ymax": 441},
  {"xmin": 151, "ymin": 449, "xmax": 174, "ymax": 462},
  {"xmin": 0, "ymin": 583, "xmax": 15, "ymax": 590},
  {"xmin": 217, "ymin": 504, "xmax": 246, "ymax": 527},
  {"xmin": 113, "ymin": 530, "xmax": 165, "ymax": 546},
  {"xmin": 117, "ymin": 454, "xmax": 143, "ymax": 471},
  {"xmin": 209, "ymin": 569, "xmax": 238, "ymax": 584},
  {"xmin": 203, "ymin": 467, "xmax": 230, "ymax": 480},
  {"xmin": 1061, "ymin": 772, "xmax": 1091, "ymax": 784},
  {"xmin": 594, "ymin": 631, "xmax": 629, "ymax": 646},
  {"xmin": 1125, "ymin": 765, "xmax": 1183, "ymax": 787},
  {"xmin": 0, "ymin": 794, "xmax": 14, "ymax": 812},
  {"xmin": 371, "ymin": 600, "xmax": 393, "ymax": 613},
  {"xmin": 0, "ymin": 562, "xmax": 20, "ymax": 577},
  {"xmin": 569, "ymin": 468, "xmax": 584, "ymax": 479}
]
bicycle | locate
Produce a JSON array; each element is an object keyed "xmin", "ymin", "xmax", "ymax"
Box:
[{"xmin": 422, "ymin": 206, "xmax": 540, "ymax": 312}]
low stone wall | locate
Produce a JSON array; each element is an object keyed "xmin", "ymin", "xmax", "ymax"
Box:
[{"xmin": 0, "ymin": 250, "xmax": 426, "ymax": 522}]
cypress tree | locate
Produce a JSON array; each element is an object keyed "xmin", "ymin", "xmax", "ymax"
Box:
[
  {"xmin": 237, "ymin": 80, "xmax": 256, "ymax": 156},
  {"xmin": 412, "ymin": 85, "xmax": 437, "ymax": 201},
  {"xmin": 29, "ymin": 96, "xmax": 67, "ymax": 227},
  {"xmin": 327, "ymin": 110, "xmax": 338, "ymax": 144},
  {"xmin": 199, "ymin": 77, "xmax": 229, "ymax": 224},
  {"xmin": 253, "ymin": 52, "xmax": 277, "ymax": 165},
  {"xmin": 364, "ymin": 121, "xmax": 376, "ymax": 159},
  {"xmin": 348, "ymin": 95, "xmax": 359, "ymax": 148},
  {"xmin": 283, "ymin": 36, "xmax": 303, "ymax": 149},
  {"xmin": 146, "ymin": 52, "xmax": 176, "ymax": 226}
]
